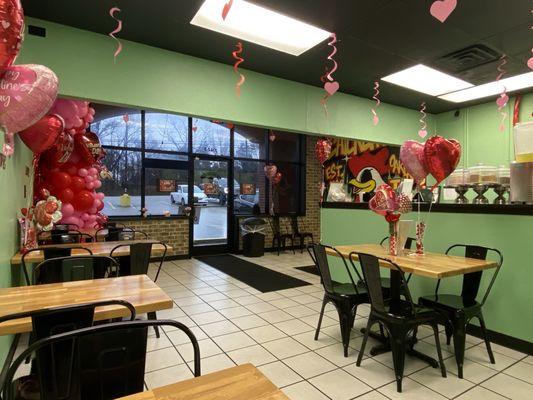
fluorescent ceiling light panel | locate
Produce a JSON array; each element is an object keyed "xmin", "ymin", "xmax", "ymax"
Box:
[
  {"xmin": 190, "ymin": 0, "xmax": 331, "ymax": 56},
  {"xmin": 381, "ymin": 64, "xmax": 474, "ymax": 96},
  {"xmin": 439, "ymin": 72, "xmax": 533, "ymax": 103}
]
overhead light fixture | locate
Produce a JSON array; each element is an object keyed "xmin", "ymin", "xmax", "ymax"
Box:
[
  {"xmin": 381, "ymin": 64, "xmax": 474, "ymax": 96},
  {"xmin": 190, "ymin": 0, "xmax": 331, "ymax": 56},
  {"xmin": 439, "ymin": 72, "xmax": 533, "ymax": 102}
]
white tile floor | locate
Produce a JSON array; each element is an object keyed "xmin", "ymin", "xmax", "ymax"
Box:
[{"xmin": 13, "ymin": 252, "xmax": 532, "ymax": 399}]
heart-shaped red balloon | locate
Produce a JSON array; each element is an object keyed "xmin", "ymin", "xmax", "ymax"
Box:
[
  {"xmin": 75, "ymin": 131, "xmax": 104, "ymax": 165},
  {"xmin": 19, "ymin": 114, "xmax": 64, "ymax": 154},
  {"xmin": 422, "ymin": 136, "xmax": 461, "ymax": 186},
  {"xmin": 0, "ymin": 0, "xmax": 24, "ymax": 72}
]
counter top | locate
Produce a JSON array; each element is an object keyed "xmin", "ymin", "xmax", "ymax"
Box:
[{"xmin": 321, "ymin": 202, "xmax": 533, "ymax": 215}]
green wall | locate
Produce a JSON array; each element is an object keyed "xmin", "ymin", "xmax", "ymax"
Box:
[{"xmin": 0, "ymin": 135, "xmax": 32, "ymax": 362}]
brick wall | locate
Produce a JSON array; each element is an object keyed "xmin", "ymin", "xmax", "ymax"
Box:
[
  {"xmin": 123, "ymin": 218, "xmax": 189, "ymax": 256},
  {"xmin": 114, "ymin": 136, "xmax": 321, "ymax": 256}
]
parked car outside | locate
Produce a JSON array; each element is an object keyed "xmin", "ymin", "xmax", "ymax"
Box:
[{"xmin": 171, "ymin": 185, "xmax": 207, "ymax": 205}]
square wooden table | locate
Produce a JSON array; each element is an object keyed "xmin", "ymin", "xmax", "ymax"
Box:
[
  {"xmin": 117, "ymin": 364, "xmax": 289, "ymax": 400},
  {"xmin": 326, "ymin": 243, "xmax": 498, "ymax": 366},
  {"xmin": 0, "ymin": 274, "xmax": 173, "ymax": 335}
]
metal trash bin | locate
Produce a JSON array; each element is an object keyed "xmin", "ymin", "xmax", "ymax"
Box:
[{"xmin": 241, "ymin": 217, "xmax": 266, "ymax": 257}]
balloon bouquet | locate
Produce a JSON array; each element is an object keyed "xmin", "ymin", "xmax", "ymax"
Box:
[
  {"xmin": 32, "ymin": 98, "xmax": 106, "ymax": 231},
  {"xmin": 399, "ymin": 136, "xmax": 461, "ymax": 254},
  {"xmin": 369, "ymin": 184, "xmax": 412, "ymax": 256}
]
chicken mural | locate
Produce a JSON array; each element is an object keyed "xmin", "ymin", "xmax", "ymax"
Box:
[{"xmin": 323, "ymin": 139, "xmax": 413, "ymax": 203}]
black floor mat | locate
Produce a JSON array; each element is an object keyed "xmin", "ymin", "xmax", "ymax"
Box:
[
  {"xmin": 195, "ymin": 255, "xmax": 311, "ymax": 293},
  {"xmin": 295, "ymin": 265, "xmax": 320, "ymax": 276}
]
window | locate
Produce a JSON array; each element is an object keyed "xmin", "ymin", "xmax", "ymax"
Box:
[
  {"xmin": 192, "ymin": 119, "xmax": 230, "ymax": 156},
  {"xmin": 91, "ymin": 102, "xmax": 306, "ymax": 217}
]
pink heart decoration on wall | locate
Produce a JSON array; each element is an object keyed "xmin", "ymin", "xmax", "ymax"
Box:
[
  {"xmin": 430, "ymin": 0, "xmax": 457, "ymax": 23},
  {"xmin": 496, "ymin": 93, "xmax": 509, "ymax": 108},
  {"xmin": 324, "ymin": 81, "xmax": 340, "ymax": 96},
  {"xmin": 0, "ymin": 64, "xmax": 59, "ymax": 134},
  {"xmin": 418, "ymin": 130, "xmax": 428, "ymax": 139}
]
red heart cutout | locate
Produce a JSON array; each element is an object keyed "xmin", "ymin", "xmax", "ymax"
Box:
[
  {"xmin": 19, "ymin": 114, "xmax": 64, "ymax": 154},
  {"xmin": 422, "ymin": 136, "xmax": 461, "ymax": 186},
  {"xmin": 324, "ymin": 81, "xmax": 340, "ymax": 96},
  {"xmin": 430, "ymin": 0, "xmax": 457, "ymax": 23}
]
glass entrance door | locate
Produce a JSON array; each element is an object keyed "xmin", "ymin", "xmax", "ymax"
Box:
[{"xmin": 191, "ymin": 158, "xmax": 230, "ymax": 253}]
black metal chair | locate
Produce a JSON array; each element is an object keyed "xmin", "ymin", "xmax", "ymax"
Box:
[
  {"xmin": 418, "ymin": 244, "xmax": 503, "ymax": 379},
  {"xmin": 307, "ymin": 244, "xmax": 368, "ymax": 357},
  {"xmin": 269, "ymin": 216, "xmax": 294, "ymax": 255},
  {"xmin": 1, "ymin": 319, "xmax": 200, "ymax": 400},
  {"xmin": 290, "ymin": 215, "xmax": 314, "ymax": 253},
  {"xmin": 378, "ymin": 236, "xmax": 416, "ymax": 285},
  {"xmin": 110, "ymin": 241, "xmax": 168, "ymax": 338},
  {"xmin": 33, "ymin": 255, "xmax": 119, "ymax": 285},
  {"xmin": 95, "ymin": 226, "xmax": 148, "ymax": 242},
  {"xmin": 353, "ymin": 252, "xmax": 446, "ymax": 393},
  {"xmin": 21, "ymin": 246, "xmax": 93, "ymax": 286}
]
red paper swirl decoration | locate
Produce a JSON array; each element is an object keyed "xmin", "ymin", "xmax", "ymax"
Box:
[
  {"xmin": 232, "ymin": 42, "xmax": 245, "ymax": 97},
  {"xmin": 495, "ymin": 54, "xmax": 509, "ymax": 132},
  {"xmin": 109, "ymin": 7, "xmax": 123, "ymax": 63}
]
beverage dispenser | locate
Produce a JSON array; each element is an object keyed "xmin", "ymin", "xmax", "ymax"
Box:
[{"xmin": 510, "ymin": 122, "xmax": 533, "ymax": 204}]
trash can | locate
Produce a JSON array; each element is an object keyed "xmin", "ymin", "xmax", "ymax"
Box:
[{"xmin": 241, "ymin": 217, "xmax": 266, "ymax": 257}]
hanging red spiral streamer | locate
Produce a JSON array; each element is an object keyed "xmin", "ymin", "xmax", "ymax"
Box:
[
  {"xmin": 418, "ymin": 102, "xmax": 428, "ymax": 138},
  {"xmin": 496, "ymin": 54, "xmax": 509, "ymax": 132},
  {"xmin": 222, "ymin": 0, "xmax": 234, "ymax": 20},
  {"xmin": 109, "ymin": 7, "xmax": 123, "ymax": 63},
  {"xmin": 232, "ymin": 42, "xmax": 246, "ymax": 97},
  {"xmin": 371, "ymin": 81, "xmax": 380, "ymax": 126}
]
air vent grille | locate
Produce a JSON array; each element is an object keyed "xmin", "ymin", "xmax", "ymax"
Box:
[{"xmin": 435, "ymin": 44, "xmax": 501, "ymax": 74}]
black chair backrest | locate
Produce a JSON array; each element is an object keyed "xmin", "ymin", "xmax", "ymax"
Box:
[
  {"xmin": 380, "ymin": 236, "xmax": 416, "ymax": 250},
  {"xmin": 33, "ymin": 256, "xmax": 118, "ymax": 284},
  {"xmin": 270, "ymin": 216, "xmax": 281, "ymax": 235},
  {"xmin": 355, "ymin": 252, "xmax": 414, "ymax": 315},
  {"xmin": 308, "ymin": 244, "xmax": 363, "ymax": 296},
  {"xmin": 110, "ymin": 241, "xmax": 167, "ymax": 281},
  {"xmin": 443, "ymin": 244, "xmax": 503, "ymax": 306},
  {"xmin": 1, "ymin": 320, "xmax": 200, "ymax": 400}
]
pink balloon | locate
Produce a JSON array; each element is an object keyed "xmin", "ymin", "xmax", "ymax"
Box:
[
  {"xmin": 78, "ymin": 168, "xmax": 88, "ymax": 177},
  {"xmin": 74, "ymin": 100, "xmax": 89, "ymax": 117},
  {"xmin": 0, "ymin": 65, "xmax": 59, "ymax": 134},
  {"xmin": 49, "ymin": 99, "xmax": 78, "ymax": 128},
  {"xmin": 61, "ymin": 203, "xmax": 74, "ymax": 217},
  {"xmin": 81, "ymin": 213, "xmax": 90, "ymax": 221},
  {"xmin": 400, "ymin": 140, "xmax": 428, "ymax": 185},
  {"xmin": 96, "ymin": 192, "xmax": 105, "ymax": 200},
  {"xmin": 85, "ymin": 175, "xmax": 94, "ymax": 182},
  {"xmin": 88, "ymin": 167, "xmax": 98, "ymax": 176},
  {"xmin": 89, "ymin": 214, "xmax": 97, "ymax": 222},
  {"xmin": 86, "ymin": 114, "xmax": 94, "ymax": 123},
  {"xmin": 88, "ymin": 107, "xmax": 95, "ymax": 116},
  {"xmin": 93, "ymin": 179, "xmax": 102, "ymax": 189},
  {"xmin": 86, "ymin": 182, "xmax": 94, "ymax": 190},
  {"xmin": 89, "ymin": 207, "xmax": 97, "ymax": 214},
  {"xmin": 93, "ymin": 199, "xmax": 102, "ymax": 209}
]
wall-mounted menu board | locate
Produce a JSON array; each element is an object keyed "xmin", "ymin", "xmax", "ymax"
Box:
[{"xmin": 323, "ymin": 138, "xmax": 412, "ymax": 203}]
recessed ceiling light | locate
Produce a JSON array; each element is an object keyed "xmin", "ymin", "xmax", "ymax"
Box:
[
  {"xmin": 438, "ymin": 72, "xmax": 533, "ymax": 103},
  {"xmin": 381, "ymin": 64, "xmax": 474, "ymax": 96},
  {"xmin": 190, "ymin": 0, "xmax": 331, "ymax": 56}
]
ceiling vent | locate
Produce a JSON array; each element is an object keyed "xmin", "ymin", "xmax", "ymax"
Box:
[{"xmin": 435, "ymin": 44, "xmax": 501, "ymax": 73}]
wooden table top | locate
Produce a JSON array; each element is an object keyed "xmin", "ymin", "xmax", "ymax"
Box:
[
  {"xmin": 117, "ymin": 364, "xmax": 289, "ymax": 400},
  {"xmin": 0, "ymin": 275, "xmax": 173, "ymax": 335},
  {"xmin": 11, "ymin": 240, "xmax": 171, "ymax": 265},
  {"xmin": 326, "ymin": 244, "xmax": 498, "ymax": 279}
]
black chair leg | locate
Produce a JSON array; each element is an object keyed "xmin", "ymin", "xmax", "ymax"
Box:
[
  {"xmin": 315, "ymin": 297, "xmax": 328, "ymax": 340},
  {"xmin": 389, "ymin": 326, "xmax": 407, "ymax": 393},
  {"xmin": 477, "ymin": 313, "xmax": 495, "ymax": 364},
  {"xmin": 291, "ymin": 237, "xmax": 295, "ymax": 254},
  {"xmin": 336, "ymin": 301, "xmax": 353, "ymax": 357},
  {"xmin": 451, "ymin": 315, "xmax": 467, "ymax": 379},
  {"xmin": 431, "ymin": 323, "xmax": 447, "ymax": 378},
  {"xmin": 148, "ymin": 311, "xmax": 160, "ymax": 338},
  {"xmin": 357, "ymin": 318, "xmax": 373, "ymax": 366},
  {"xmin": 445, "ymin": 321, "xmax": 453, "ymax": 346}
]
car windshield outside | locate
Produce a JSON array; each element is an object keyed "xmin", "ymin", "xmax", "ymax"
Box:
[{"xmin": 194, "ymin": 185, "xmax": 203, "ymax": 193}]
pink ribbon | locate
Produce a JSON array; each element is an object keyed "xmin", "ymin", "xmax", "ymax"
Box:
[
  {"xmin": 325, "ymin": 33, "xmax": 338, "ymax": 82},
  {"xmin": 321, "ymin": 33, "xmax": 339, "ymax": 116},
  {"xmin": 232, "ymin": 42, "xmax": 245, "ymax": 97},
  {"xmin": 371, "ymin": 81, "xmax": 380, "ymax": 126},
  {"xmin": 109, "ymin": 7, "xmax": 123, "ymax": 63},
  {"xmin": 496, "ymin": 55, "xmax": 509, "ymax": 132},
  {"xmin": 418, "ymin": 102, "xmax": 428, "ymax": 138}
]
